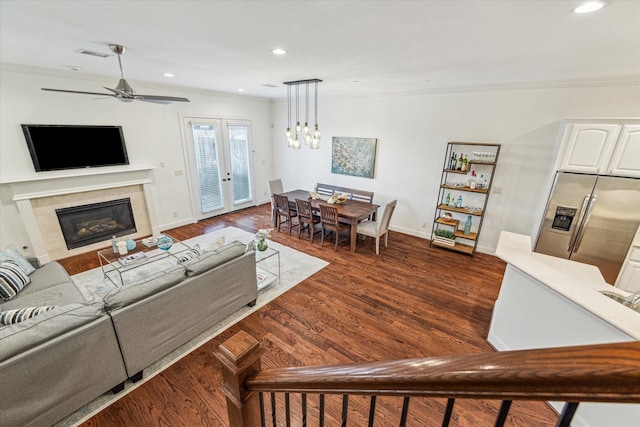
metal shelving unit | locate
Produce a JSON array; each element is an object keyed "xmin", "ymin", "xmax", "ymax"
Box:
[{"xmin": 430, "ymin": 142, "xmax": 501, "ymax": 255}]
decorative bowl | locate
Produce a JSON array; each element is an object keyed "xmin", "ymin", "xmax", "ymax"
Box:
[{"xmin": 157, "ymin": 235, "xmax": 173, "ymax": 251}]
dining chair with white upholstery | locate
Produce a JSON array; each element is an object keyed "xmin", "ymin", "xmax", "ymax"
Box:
[
  {"xmin": 356, "ymin": 199, "xmax": 397, "ymax": 255},
  {"xmin": 268, "ymin": 178, "xmax": 284, "ymax": 226}
]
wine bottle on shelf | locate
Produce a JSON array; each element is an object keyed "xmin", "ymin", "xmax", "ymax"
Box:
[
  {"xmin": 470, "ymin": 171, "xmax": 477, "ymax": 190},
  {"xmin": 461, "ymin": 154, "xmax": 468, "ymax": 172},
  {"xmin": 450, "ymin": 152, "xmax": 456, "ymax": 169},
  {"xmin": 445, "ymin": 193, "xmax": 451, "ymax": 206},
  {"xmin": 457, "ymin": 153, "xmax": 463, "ymax": 170},
  {"xmin": 449, "ymin": 195, "xmax": 456, "ymax": 207}
]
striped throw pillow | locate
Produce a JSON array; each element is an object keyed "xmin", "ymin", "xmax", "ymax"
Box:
[
  {"xmin": 0, "ymin": 261, "xmax": 31, "ymax": 301},
  {"xmin": 177, "ymin": 244, "xmax": 201, "ymax": 265},
  {"xmin": 0, "ymin": 305, "xmax": 58, "ymax": 325}
]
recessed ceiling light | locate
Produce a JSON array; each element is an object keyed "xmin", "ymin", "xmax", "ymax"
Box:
[
  {"xmin": 272, "ymin": 48, "xmax": 287, "ymax": 55},
  {"xmin": 164, "ymin": 73, "xmax": 174, "ymax": 78},
  {"xmin": 67, "ymin": 66, "xmax": 82, "ymax": 72},
  {"xmin": 574, "ymin": 1, "xmax": 607, "ymax": 13},
  {"xmin": 237, "ymin": 88, "xmax": 245, "ymax": 92}
]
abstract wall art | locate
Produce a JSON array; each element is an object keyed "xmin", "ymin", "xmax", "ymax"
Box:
[{"xmin": 331, "ymin": 137, "xmax": 377, "ymax": 179}]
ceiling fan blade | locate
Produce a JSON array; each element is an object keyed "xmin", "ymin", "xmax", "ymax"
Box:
[
  {"xmin": 134, "ymin": 94, "xmax": 191, "ymax": 103},
  {"xmin": 103, "ymin": 86, "xmax": 131, "ymax": 98},
  {"xmin": 42, "ymin": 88, "xmax": 116, "ymax": 97}
]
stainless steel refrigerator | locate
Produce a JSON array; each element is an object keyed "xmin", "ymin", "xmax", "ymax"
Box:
[{"xmin": 534, "ymin": 172, "xmax": 640, "ymax": 285}]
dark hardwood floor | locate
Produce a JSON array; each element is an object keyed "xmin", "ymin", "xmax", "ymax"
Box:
[{"xmin": 59, "ymin": 204, "xmax": 558, "ymax": 426}]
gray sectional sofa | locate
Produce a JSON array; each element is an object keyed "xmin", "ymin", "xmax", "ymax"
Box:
[{"xmin": 0, "ymin": 241, "xmax": 257, "ymax": 427}]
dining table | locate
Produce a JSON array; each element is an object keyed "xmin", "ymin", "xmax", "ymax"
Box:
[{"xmin": 277, "ymin": 189, "xmax": 379, "ymax": 253}]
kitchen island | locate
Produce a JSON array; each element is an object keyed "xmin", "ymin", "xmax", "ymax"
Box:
[{"xmin": 488, "ymin": 231, "xmax": 639, "ymax": 427}]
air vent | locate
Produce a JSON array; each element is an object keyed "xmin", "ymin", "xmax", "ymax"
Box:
[{"xmin": 75, "ymin": 49, "xmax": 112, "ymax": 58}]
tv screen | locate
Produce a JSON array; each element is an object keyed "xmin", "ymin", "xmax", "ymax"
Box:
[{"xmin": 21, "ymin": 124, "xmax": 129, "ymax": 172}]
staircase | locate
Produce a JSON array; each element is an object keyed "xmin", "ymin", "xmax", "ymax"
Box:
[{"xmin": 216, "ymin": 331, "xmax": 640, "ymax": 426}]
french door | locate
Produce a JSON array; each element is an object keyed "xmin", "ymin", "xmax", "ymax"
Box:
[{"xmin": 183, "ymin": 117, "xmax": 255, "ymax": 220}]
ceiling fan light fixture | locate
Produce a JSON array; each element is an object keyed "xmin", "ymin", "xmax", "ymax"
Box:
[{"xmin": 42, "ymin": 44, "xmax": 190, "ymax": 104}]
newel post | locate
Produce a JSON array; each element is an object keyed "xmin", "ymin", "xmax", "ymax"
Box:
[{"xmin": 215, "ymin": 330, "xmax": 264, "ymax": 427}]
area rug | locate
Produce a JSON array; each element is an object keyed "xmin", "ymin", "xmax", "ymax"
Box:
[{"xmin": 54, "ymin": 226, "xmax": 328, "ymax": 427}]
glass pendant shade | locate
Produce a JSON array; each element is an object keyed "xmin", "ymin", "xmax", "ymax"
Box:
[{"xmin": 283, "ymin": 79, "xmax": 322, "ymax": 150}]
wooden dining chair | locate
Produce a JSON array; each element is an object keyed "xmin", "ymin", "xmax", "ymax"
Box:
[
  {"xmin": 273, "ymin": 193, "xmax": 298, "ymax": 235},
  {"xmin": 295, "ymin": 198, "xmax": 321, "ymax": 243},
  {"xmin": 319, "ymin": 203, "xmax": 351, "ymax": 251}
]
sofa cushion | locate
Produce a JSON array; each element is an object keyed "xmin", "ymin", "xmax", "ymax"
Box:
[
  {"xmin": 176, "ymin": 244, "xmax": 201, "ymax": 264},
  {"xmin": 15, "ymin": 261, "xmax": 74, "ymax": 296},
  {"xmin": 184, "ymin": 241, "xmax": 246, "ymax": 277},
  {"xmin": 0, "ymin": 305, "xmax": 58, "ymax": 325},
  {"xmin": 0, "ymin": 261, "xmax": 30, "ymax": 301},
  {"xmin": 0, "ymin": 245, "xmax": 36, "ymax": 275},
  {"xmin": 0, "ymin": 302, "xmax": 104, "ymax": 360},
  {"xmin": 103, "ymin": 265, "xmax": 187, "ymax": 310},
  {"xmin": 203, "ymin": 236, "xmax": 225, "ymax": 252}
]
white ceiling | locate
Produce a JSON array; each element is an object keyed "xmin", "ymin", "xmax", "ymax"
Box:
[{"xmin": 1, "ymin": 0, "xmax": 639, "ymax": 99}]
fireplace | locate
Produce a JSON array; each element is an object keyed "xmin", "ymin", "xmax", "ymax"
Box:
[{"xmin": 56, "ymin": 198, "xmax": 137, "ymax": 249}]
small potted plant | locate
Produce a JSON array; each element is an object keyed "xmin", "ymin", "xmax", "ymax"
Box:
[
  {"xmin": 255, "ymin": 228, "xmax": 273, "ymax": 251},
  {"xmin": 433, "ymin": 228, "xmax": 456, "ymax": 246}
]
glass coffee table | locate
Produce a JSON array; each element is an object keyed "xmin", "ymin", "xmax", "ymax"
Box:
[
  {"xmin": 97, "ymin": 233, "xmax": 192, "ymax": 287},
  {"xmin": 255, "ymin": 245, "xmax": 280, "ymax": 291}
]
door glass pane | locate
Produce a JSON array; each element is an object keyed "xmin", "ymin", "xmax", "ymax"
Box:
[
  {"xmin": 228, "ymin": 124, "xmax": 252, "ymax": 205},
  {"xmin": 191, "ymin": 124, "xmax": 223, "ymax": 213}
]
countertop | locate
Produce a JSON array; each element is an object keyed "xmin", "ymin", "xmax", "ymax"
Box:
[{"xmin": 495, "ymin": 231, "xmax": 640, "ymax": 340}]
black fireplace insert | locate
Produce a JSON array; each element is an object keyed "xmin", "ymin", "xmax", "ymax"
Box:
[{"xmin": 56, "ymin": 198, "xmax": 137, "ymax": 249}]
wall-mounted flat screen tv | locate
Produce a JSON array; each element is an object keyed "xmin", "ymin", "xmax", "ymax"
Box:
[{"xmin": 21, "ymin": 124, "xmax": 129, "ymax": 172}]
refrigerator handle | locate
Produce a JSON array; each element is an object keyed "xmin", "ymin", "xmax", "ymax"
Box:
[
  {"xmin": 567, "ymin": 195, "xmax": 591, "ymax": 252},
  {"xmin": 573, "ymin": 195, "xmax": 597, "ymax": 253}
]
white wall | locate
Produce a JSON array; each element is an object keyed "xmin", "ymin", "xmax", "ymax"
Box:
[
  {"xmin": 0, "ymin": 66, "xmax": 273, "ymax": 254},
  {"xmin": 2, "ymin": 64, "xmax": 640, "ymax": 256},
  {"xmin": 271, "ymin": 85, "xmax": 640, "ymax": 253}
]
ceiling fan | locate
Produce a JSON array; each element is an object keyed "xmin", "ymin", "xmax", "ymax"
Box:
[{"xmin": 42, "ymin": 44, "xmax": 190, "ymax": 104}]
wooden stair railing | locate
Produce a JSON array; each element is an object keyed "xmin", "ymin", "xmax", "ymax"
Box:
[{"xmin": 216, "ymin": 331, "xmax": 640, "ymax": 426}]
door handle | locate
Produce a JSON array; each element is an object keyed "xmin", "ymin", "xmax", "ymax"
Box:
[
  {"xmin": 567, "ymin": 195, "xmax": 590, "ymax": 252},
  {"xmin": 573, "ymin": 195, "xmax": 597, "ymax": 253}
]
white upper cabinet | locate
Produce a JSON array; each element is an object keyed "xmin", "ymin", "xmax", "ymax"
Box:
[
  {"xmin": 558, "ymin": 124, "xmax": 621, "ymax": 174},
  {"xmin": 608, "ymin": 125, "xmax": 640, "ymax": 177},
  {"xmin": 558, "ymin": 122, "xmax": 640, "ymax": 177}
]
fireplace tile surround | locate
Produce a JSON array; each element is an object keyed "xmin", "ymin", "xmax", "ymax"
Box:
[{"xmin": 1, "ymin": 167, "xmax": 157, "ymax": 262}]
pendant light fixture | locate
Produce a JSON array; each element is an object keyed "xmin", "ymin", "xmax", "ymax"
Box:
[{"xmin": 284, "ymin": 78, "xmax": 322, "ymax": 149}]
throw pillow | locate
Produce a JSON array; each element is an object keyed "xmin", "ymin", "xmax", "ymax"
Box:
[
  {"xmin": 0, "ymin": 261, "xmax": 31, "ymax": 301},
  {"xmin": 203, "ymin": 236, "xmax": 225, "ymax": 252},
  {"xmin": 0, "ymin": 244, "xmax": 36, "ymax": 275},
  {"xmin": 0, "ymin": 305, "xmax": 58, "ymax": 325},
  {"xmin": 245, "ymin": 240, "xmax": 256, "ymax": 252},
  {"xmin": 176, "ymin": 244, "xmax": 201, "ymax": 265}
]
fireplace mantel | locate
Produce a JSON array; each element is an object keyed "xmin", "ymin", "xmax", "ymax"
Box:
[
  {"xmin": 1, "ymin": 165, "xmax": 156, "ymax": 200},
  {"xmin": 1, "ymin": 166, "xmax": 158, "ymax": 263}
]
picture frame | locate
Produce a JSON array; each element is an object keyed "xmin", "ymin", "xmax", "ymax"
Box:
[{"xmin": 331, "ymin": 137, "xmax": 378, "ymax": 179}]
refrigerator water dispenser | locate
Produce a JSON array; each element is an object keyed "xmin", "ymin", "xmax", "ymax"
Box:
[{"xmin": 551, "ymin": 206, "xmax": 577, "ymax": 232}]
